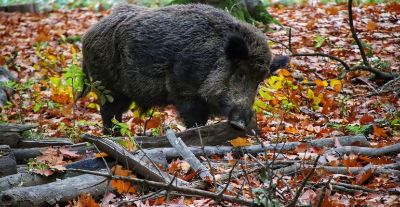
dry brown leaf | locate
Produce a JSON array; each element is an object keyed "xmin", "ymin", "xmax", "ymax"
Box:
[
  {"xmin": 354, "ymin": 164, "xmax": 375, "ymax": 185},
  {"xmin": 366, "ymin": 20, "xmax": 377, "ymax": 31}
]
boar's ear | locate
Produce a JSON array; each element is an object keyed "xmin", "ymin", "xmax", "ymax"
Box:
[
  {"xmin": 225, "ymin": 34, "xmax": 249, "ymax": 61},
  {"xmin": 270, "ymin": 55, "xmax": 289, "ymax": 74}
]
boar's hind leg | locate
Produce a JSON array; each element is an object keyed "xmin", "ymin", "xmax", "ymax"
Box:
[
  {"xmin": 100, "ymin": 93, "xmax": 132, "ymax": 135},
  {"xmin": 175, "ymin": 98, "xmax": 209, "ymax": 129}
]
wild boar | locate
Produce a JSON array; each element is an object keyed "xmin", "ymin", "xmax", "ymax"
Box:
[{"xmin": 81, "ymin": 4, "xmax": 288, "ymax": 134}]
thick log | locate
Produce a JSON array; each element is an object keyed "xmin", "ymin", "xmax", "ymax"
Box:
[
  {"xmin": 0, "ymin": 145, "xmax": 17, "ymax": 177},
  {"xmin": 133, "ymin": 121, "xmax": 257, "ymax": 148},
  {"xmin": 0, "ymin": 123, "xmax": 37, "ymax": 147},
  {"xmin": 18, "ymin": 138, "xmax": 73, "ymax": 148},
  {"xmin": 0, "ymin": 123, "xmax": 37, "ymax": 132},
  {"xmin": 0, "ymin": 3, "xmax": 38, "ymax": 13},
  {"xmin": 139, "ymin": 135, "xmax": 370, "ymax": 160},
  {"xmin": 0, "ymin": 172, "xmax": 55, "ymax": 193},
  {"xmin": 12, "ymin": 143, "xmax": 91, "ymax": 164},
  {"xmin": 0, "ymin": 173, "xmax": 108, "ymax": 206},
  {"xmin": 0, "ymin": 132, "xmax": 21, "ymax": 148},
  {"xmin": 0, "ymin": 158, "xmax": 115, "ymax": 191}
]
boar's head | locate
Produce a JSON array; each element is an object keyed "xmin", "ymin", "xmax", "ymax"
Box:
[{"xmin": 200, "ymin": 33, "xmax": 289, "ymax": 130}]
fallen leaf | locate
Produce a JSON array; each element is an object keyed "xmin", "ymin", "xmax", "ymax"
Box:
[
  {"xmin": 360, "ymin": 114, "xmax": 374, "ymax": 125},
  {"xmin": 76, "ymin": 194, "xmax": 100, "ymax": 207},
  {"xmin": 229, "ymin": 137, "xmax": 253, "ymax": 147},
  {"xmin": 366, "ymin": 20, "xmax": 377, "ymax": 31},
  {"xmin": 354, "ymin": 164, "xmax": 375, "ymax": 185},
  {"xmin": 373, "ymin": 125, "xmax": 388, "ymax": 138}
]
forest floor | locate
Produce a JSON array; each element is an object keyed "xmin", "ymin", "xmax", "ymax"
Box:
[{"xmin": 0, "ymin": 2, "xmax": 399, "ymax": 206}]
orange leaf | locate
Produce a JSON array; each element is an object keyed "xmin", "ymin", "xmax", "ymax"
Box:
[
  {"xmin": 76, "ymin": 194, "xmax": 100, "ymax": 207},
  {"xmin": 95, "ymin": 152, "xmax": 109, "ymax": 158},
  {"xmin": 325, "ymin": 7, "xmax": 339, "ymax": 15},
  {"xmin": 145, "ymin": 117, "xmax": 161, "ymax": 129},
  {"xmin": 112, "ymin": 165, "xmax": 130, "ymax": 176},
  {"xmin": 359, "ymin": 114, "xmax": 374, "ymax": 125},
  {"xmin": 373, "ymin": 125, "xmax": 388, "ymax": 138},
  {"xmin": 183, "ymin": 170, "xmax": 198, "ymax": 181},
  {"xmin": 111, "ymin": 180, "xmax": 136, "ymax": 194},
  {"xmin": 51, "ymin": 91, "xmax": 71, "ymax": 104},
  {"xmin": 35, "ymin": 31, "xmax": 51, "ymax": 42},
  {"xmin": 111, "ymin": 165, "xmax": 137, "ymax": 194},
  {"xmin": 229, "ymin": 137, "xmax": 253, "ymax": 147},
  {"xmin": 366, "ymin": 20, "xmax": 377, "ymax": 31},
  {"xmin": 154, "ymin": 197, "xmax": 165, "ymax": 205},
  {"xmin": 278, "ymin": 69, "xmax": 291, "ymax": 76},
  {"xmin": 285, "ymin": 126, "xmax": 298, "ymax": 134}
]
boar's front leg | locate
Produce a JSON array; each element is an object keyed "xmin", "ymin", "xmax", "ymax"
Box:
[
  {"xmin": 175, "ymin": 97, "xmax": 209, "ymax": 129},
  {"xmin": 100, "ymin": 92, "xmax": 132, "ymax": 135}
]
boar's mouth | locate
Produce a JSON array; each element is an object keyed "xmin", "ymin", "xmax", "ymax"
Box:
[
  {"xmin": 216, "ymin": 96, "xmax": 253, "ymax": 130},
  {"xmin": 229, "ymin": 120, "xmax": 247, "ymax": 130},
  {"xmin": 226, "ymin": 105, "xmax": 253, "ymax": 131}
]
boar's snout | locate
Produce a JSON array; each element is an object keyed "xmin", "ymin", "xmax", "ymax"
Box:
[{"xmin": 228, "ymin": 106, "xmax": 253, "ymax": 130}]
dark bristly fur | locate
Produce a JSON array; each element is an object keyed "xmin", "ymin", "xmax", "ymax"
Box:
[{"xmin": 82, "ymin": 4, "xmax": 288, "ymax": 134}]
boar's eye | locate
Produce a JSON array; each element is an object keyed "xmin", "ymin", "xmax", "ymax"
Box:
[{"xmin": 236, "ymin": 71, "xmax": 246, "ymax": 81}]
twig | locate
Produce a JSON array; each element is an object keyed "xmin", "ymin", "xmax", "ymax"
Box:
[
  {"xmin": 216, "ymin": 161, "xmax": 238, "ymax": 204},
  {"xmin": 67, "ymin": 168, "xmax": 255, "ymax": 206},
  {"xmin": 347, "ymin": 0, "xmax": 395, "ymax": 80},
  {"xmin": 287, "ymin": 155, "xmax": 320, "ymax": 207},
  {"xmin": 331, "ymin": 181, "xmax": 375, "ymax": 193},
  {"xmin": 288, "ymin": 27, "xmax": 292, "ymax": 52},
  {"xmin": 291, "ymin": 53, "xmax": 351, "ymax": 71},
  {"xmin": 197, "ymin": 124, "xmax": 217, "ymax": 185},
  {"xmin": 348, "ymin": 0, "xmax": 370, "ymax": 69},
  {"xmin": 367, "ymin": 75, "xmax": 400, "ymax": 97},
  {"xmin": 326, "ymin": 143, "xmax": 400, "ymax": 157},
  {"xmin": 316, "ymin": 177, "xmax": 332, "ymax": 207}
]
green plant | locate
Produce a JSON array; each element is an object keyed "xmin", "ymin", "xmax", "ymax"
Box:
[
  {"xmin": 314, "ymin": 34, "xmax": 326, "ymax": 48},
  {"xmin": 85, "ymin": 80, "xmax": 114, "ymax": 106}
]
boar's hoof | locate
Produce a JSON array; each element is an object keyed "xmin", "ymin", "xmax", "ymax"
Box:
[{"xmin": 229, "ymin": 120, "xmax": 247, "ymax": 130}]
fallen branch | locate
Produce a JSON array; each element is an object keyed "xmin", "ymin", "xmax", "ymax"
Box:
[
  {"xmin": 331, "ymin": 181, "xmax": 376, "ymax": 193},
  {"xmin": 0, "ymin": 173, "xmax": 108, "ymax": 206},
  {"xmin": 318, "ymin": 165, "xmax": 400, "ymax": 177},
  {"xmin": 132, "ymin": 121, "xmax": 257, "ymax": 148},
  {"xmin": 165, "ymin": 128, "xmax": 213, "ymax": 181},
  {"xmin": 347, "ymin": 0, "xmax": 395, "ymax": 80},
  {"xmin": 67, "ymin": 168, "xmax": 255, "ymax": 206},
  {"xmin": 12, "ymin": 142, "xmax": 91, "ymax": 164},
  {"xmin": 139, "ymin": 135, "xmax": 369, "ymax": 161},
  {"xmin": 81, "ymin": 134, "xmax": 187, "ymax": 186},
  {"xmin": 287, "ymin": 1, "xmax": 397, "ymax": 80},
  {"xmin": 327, "ymin": 143, "xmax": 400, "ymax": 157},
  {"xmin": 0, "ymin": 158, "xmax": 115, "ymax": 191}
]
